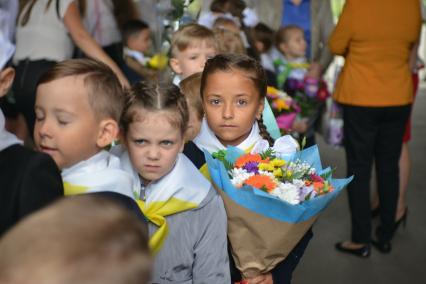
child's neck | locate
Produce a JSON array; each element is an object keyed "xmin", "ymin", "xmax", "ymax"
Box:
[{"xmin": 284, "ymin": 54, "xmax": 305, "ymax": 62}]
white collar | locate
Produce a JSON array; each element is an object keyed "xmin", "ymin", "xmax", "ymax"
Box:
[
  {"xmin": 172, "ymin": 75, "xmax": 181, "ymax": 86},
  {"xmin": 123, "ymin": 47, "xmax": 149, "ymax": 65},
  {"xmin": 0, "ymin": 109, "xmax": 22, "ymax": 151},
  {"xmin": 62, "ymin": 150, "xmax": 135, "ymax": 198},
  {"xmin": 193, "ymin": 118, "xmax": 262, "ymax": 153},
  {"xmin": 112, "ymin": 145, "xmax": 210, "ymax": 205}
]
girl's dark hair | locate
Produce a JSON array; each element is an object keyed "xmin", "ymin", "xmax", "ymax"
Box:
[
  {"xmin": 252, "ymin": 23, "xmax": 275, "ymax": 52},
  {"xmin": 121, "ymin": 82, "xmax": 189, "ymax": 136},
  {"xmin": 210, "ymin": 0, "xmax": 246, "ymax": 20},
  {"xmin": 19, "ymin": 0, "xmax": 54, "ymax": 26},
  {"xmin": 19, "ymin": 0, "xmax": 138, "ymax": 28},
  {"xmin": 111, "ymin": 0, "xmax": 140, "ymax": 30},
  {"xmin": 200, "ymin": 53, "xmax": 274, "ymax": 145}
]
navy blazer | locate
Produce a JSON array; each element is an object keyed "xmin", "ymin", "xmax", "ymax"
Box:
[{"xmin": 0, "ymin": 144, "xmax": 64, "ymax": 236}]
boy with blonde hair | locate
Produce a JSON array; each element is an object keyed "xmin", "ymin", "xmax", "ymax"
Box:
[
  {"xmin": 0, "ymin": 195, "xmax": 151, "ymax": 284},
  {"xmin": 169, "ymin": 23, "xmax": 217, "ymax": 84},
  {"xmin": 33, "ymin": 58, "xmax": 136, "ymax": 200}
]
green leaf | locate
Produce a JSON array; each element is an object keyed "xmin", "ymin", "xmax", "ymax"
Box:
[
  {"xmin": 320, "ymin": 167, "xmax": 336, "ymax": 180},
  {"xmin": 259, "ymin": 148, "xmax": 276, "ymax": 160},
  {"xmin": 301, "ymin": 136, "xmax": 306, "ymax": 151}
]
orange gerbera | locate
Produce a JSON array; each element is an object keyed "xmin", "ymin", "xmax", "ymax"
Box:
[
  {"xmin": 235, "ymin": 154, "xmax": 263, "ymax": 168},
  {"xmin": 313, "ymin": 181, "xmax": 324, "ymax": 192},
  {"xmin": 245, "ymin": 175, "xmax": 277, "ymax": 192}
]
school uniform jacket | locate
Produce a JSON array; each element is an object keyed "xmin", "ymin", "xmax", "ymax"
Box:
[{"xmin": 0, "ymin": 144, "xmax": 64, "ymax": 236}]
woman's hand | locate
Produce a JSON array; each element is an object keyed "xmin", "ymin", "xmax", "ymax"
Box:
[
  {"xmin": 246, "ymin": 273, "xmax": 273, "ymax": 284},
  {"xmin": 113, "ymin": 68, "xmax": 130, "ymax": 89}
]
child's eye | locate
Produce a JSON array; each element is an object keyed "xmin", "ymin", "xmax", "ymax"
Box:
[
  {"xmin": 57, "ymin": 117, "xmax": 70, "ymax": 126},
  {"xmin": 134, "ymin": 139, "xmax": 146, "ymax": 145},
  {"xmin": 35, "ymin": 110, "xmax": 45, "ymax": 121},
  {"xmin": 35, "ymin": 115, "xmax": 45, "ymax": 122},
  {"xmin": 160, "ymin": 140, "xmax": 174, "ymax": 146},
  {"xmin": 189, "ymin": 55, "xmax": 198, "ymax": 60},
  {"xmin": 209, "ymin": 99, "xmax": 221, "ymax": 105},
  {"xmin": 236, "ymin": 99, "xmax": 248, "ymax": 106}
]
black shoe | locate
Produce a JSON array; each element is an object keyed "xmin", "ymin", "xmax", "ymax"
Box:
[
  {"xmin": 371, "ymin": 239, "xmax": 392, "ymax": 253},
  {"xmin": 394, "ymin": 208, "xmax": 408, "ymax": 232},
  {"xmin": 335, "ymin": 242, "xmax": 371, "ymax": 258}
]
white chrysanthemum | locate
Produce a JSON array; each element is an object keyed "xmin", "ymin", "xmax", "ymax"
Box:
[
  {"xmin": 259, "ymin": 170, "xmax": 276, "ymax": 179},
  {"xmin": 292, "ymin": 179, "xmax": 305, "ymax": 189},
  {"xmin": 229, "ymin": 168, "xmax": 253, "ymax": 188},
  {"xmin": 270, "ymin": 182, "xmax": 300, "ymax": 205}
]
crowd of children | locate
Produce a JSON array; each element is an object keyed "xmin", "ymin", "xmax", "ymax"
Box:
[{"xmin": 0, "ymin": 1, "xmax": 338, "ymax": 284}]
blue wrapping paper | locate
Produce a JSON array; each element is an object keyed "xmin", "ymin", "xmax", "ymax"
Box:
[{"xmin": 205, "ymin": 145, "xmax": 353, "ymax": 223}]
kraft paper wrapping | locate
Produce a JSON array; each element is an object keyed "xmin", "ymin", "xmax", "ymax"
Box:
[{"xmin": 217, "ymin": 188, "xmax": 316, "ymax": 279}]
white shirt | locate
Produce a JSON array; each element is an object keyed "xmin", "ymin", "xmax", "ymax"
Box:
[
  {"xmin": 13, "ymin": 0, "xmax": 75, "ymax": 62},
  {"xmin": 83, "ymin": 0, "xmax": 120, "ymax": 47}
]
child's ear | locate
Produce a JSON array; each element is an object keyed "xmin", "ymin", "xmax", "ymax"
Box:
[
  {"xmin": 179, "ymin": 140, "xmax": 185, "ymax": 153},
  {"xmin": 256, "ymin": 99, "xmax": 265, "ymax": 120},
  {"xmin": 169, "ymin": 58, "xmax": 182, "ymax": 75},
  {"xmin": 96, "ymin": 119, "xmax": 119, "ymax": 148},
  {"xmin": 0, "ymin": 67, "xmax": 15, "ymax": 98}
]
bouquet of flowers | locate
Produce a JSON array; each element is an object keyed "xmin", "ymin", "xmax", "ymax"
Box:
[
  {"xmin": 285, "ymin": 76, "xmax": 330, "ymax": 118},
  {"xmin": 205, "ymin": 136, "xmax": 352, "ymax": 279},
  {"xmin": 274, "ymin": 59, "xmax": 330, "ymax": 118},
  {"xmin": 266, "ymin": 86, "xmax": 300, "ymax": 133}
]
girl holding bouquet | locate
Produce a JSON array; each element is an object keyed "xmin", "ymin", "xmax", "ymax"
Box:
[
  {"xmin": 114, "ymin": 82, "xmax": 230, "ymax": 283},
  {"xmin": 183, "ymin": 53, "xmax": 312, "ymax": 284}
]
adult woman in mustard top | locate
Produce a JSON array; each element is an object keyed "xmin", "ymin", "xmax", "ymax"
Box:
[{"xmin": 329, "ymin": 0, "xmax": 421, "ymax": 256}]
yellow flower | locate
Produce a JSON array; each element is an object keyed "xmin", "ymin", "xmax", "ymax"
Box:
[
  {"xmin": 271, "ymin": 159, "xmax": 286, "ymax": 167},
  {"xmin": 276, "ymin": 99, "xmax": 290, "ymax": 112},
  {"xmin": 148, "ymin": 53, "xmax": 168, "ymax": 70},
  {"xmin": 259, "ymin": 163, "xmax": 274, "ymax": 172},
  {"xmin": 273, "ymin": 168, "xmax": 283, "ymax": 178},
  {"xmin": 267, "ymin": 86, "xmax": 279, "ymax": 97},
  {"xmin": 286, "ymin": 171, "xmax": 293, "ymax": 178}
]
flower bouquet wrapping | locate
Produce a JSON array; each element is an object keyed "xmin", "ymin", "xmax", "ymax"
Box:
[
  {"xmin": 204, "ymin": 136, "xmax": 352, "ymax": 279},
  {"xmin": 266, "ymin": 86, "xmax": 300, "ymax": 133}
]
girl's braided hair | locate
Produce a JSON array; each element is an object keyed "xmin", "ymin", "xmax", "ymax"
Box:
[
  {"xmin": 121, "ymin": 81, "xmax": 189, "ymax": 136},
  {"xmin": 200, "ymin": 53, "xmax": 274, "ymax": 145}
]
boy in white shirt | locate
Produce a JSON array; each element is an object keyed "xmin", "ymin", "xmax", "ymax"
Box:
[
  {"xmin": 33, "ymin": 58, "xmax": 136, "ymax": 200},
  {"xmin": 169, "ymin": 23, "xmax": 217, "ymax": 85}
]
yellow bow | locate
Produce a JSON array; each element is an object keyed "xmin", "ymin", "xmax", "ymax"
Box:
[{"xmin": 136, "ymin": 198, "xmax": 198, "ymax": 255}]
